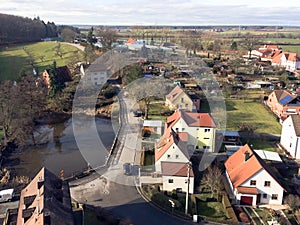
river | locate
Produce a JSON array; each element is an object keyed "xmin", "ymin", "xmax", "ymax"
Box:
[{"xmin": 5, "ymin": 117, "xmax": 116, "ymax": 178}]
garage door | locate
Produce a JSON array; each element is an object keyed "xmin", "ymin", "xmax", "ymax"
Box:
[{"xmin": 241, "ymin": 196, "xmax": 253, "ymax": 205}]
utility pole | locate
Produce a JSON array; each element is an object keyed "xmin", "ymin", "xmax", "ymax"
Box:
[{"xmin": 185, "ymin": 162, "xmax": 191, "ymax": 215}]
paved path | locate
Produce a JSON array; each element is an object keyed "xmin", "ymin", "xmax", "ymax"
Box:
[{"xmin": 61, "ymin": 42, "xmax": 85, "ymax": 52}]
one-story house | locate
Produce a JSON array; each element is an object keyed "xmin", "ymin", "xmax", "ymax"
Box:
[{"xmin": 161, "ymin": 161, "xmax": 194, "ymax": 194}]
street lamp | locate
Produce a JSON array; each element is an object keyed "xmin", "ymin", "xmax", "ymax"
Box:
[{"xmin": 185, "ymin": 161, "xmax": 192, "ymax": 215}]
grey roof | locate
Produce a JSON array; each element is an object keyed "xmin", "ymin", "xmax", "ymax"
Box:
[{"xmin": 291, "ymin": 114, "xmax": 300, "ymax": 136}]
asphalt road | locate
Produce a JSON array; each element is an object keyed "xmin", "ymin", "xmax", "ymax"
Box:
[{"xmin": 70, "ymin": 92, "xmax": 219, "ymax": 225}]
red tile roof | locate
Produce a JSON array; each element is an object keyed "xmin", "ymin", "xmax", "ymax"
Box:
[
  {"xmin": 17, "ymin": 167, "xmax": 75, "ymax": 225},
  {"xmin": 272, "ymin": 52, "xmax": 300, "ymax": 64},
  {"xmin": 166, "ymin": 109, "xmax": 216, "ymax": 129},
  {"xmin": 161, "ymin": 162, "xmax": 194, "ymax": 177}
]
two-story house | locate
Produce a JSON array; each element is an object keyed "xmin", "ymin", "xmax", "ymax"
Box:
[
  {"xmin": 165, "ymin": 85, "xmax": 200, "ymax": 112},
  {"xmin": 154, "ymin": 129, "xmax": 194, "ymax": 193},
  {"xmin": 280, "ymin": 114, "xmax": 300, "ymax": 159},
  {"xmin": 225, "ymin": 145, "xmax": 285, "ymax": 206},
  {"xmin": 155, "ymin": 129, "xmax": 190, "ymax": 172},
  {"xmin": 41, "ymin": 65, "xmax": 72, "ymax": 90},
  {"xmin": 82, "ymin": 59, "xmax": 110, "ymax": 86},
  {"xmin": 272, "ymin": 52, "xmax": 300, "ymax": 72},
  {"xmin": 266, "ymin": 89, "xmax": 300, "ymax": 120},
  {"xmin": 16, "ymin": 167, "xmax": 75, "ymax": 225},
  {"xmin": 165, "ymin": 109, "xmax": 216, "ymax": 152}
]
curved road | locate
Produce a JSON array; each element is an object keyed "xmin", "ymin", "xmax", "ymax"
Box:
[{"xmin": 70, "ymin": 89, "xmax": 215, "ymax": 225}]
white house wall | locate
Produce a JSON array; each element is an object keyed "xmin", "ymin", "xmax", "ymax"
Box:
[
  {"xmin": 155, "ymin": 143, "xmax": 190, "ymax": 172},
  {"xmin": 240, "ymin": 169, "xmax": 284, "ymax": 205},
  {"xmin": 162, "ymin": 175, "xmax": 194, "ymax": 194},
  {"xmin": 280, "ymin": 117, "xmax": 300, "ymax": 159},
  {"xmin": 172, "ymin": 118, "xmax": 215, "ymax": 152}
]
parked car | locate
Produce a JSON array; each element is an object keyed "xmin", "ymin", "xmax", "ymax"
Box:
[
  {"xmin": 0, "ymin": 188, "xmax": 14, "ymax": 203},
  {"xmin": 133, "ymin": 110, "xmax": 142, "ymax": 117},
  {"xmin": 123, "ymin": 163, "xmax": 132, "ymax": 175}
]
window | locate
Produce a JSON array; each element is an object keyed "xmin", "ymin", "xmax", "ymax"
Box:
[
  {"xmin": 196, "ymin": 128, "xmax": 199, "ymax": 131},
  {"xmin": 250, "ymin": 180, "xmax": 256, "ymax": 185},
  {"xmin": 264, "ymin": 181, "xmax": 271, "ymax": 187},
  {"xmin": 176, "ymin": 155, "xmax": 179, "ymax": 159},
  {"xmin": 168, "ymin": 179, "xmax": 174, "ymax": 183},
  {"xmin": 263, "ymin": 194, "xmax": 267, "ymax": 198},
  {"xmin": 271, "ymin": 194, "xmax": 278, "ymax": 200},
  {"xmin": 182, "ymin": 128, "xmax": 185, "ymax": 131},
  {"xmin": 181, "ymin": 98, "xmax": 184, "ymax": 103},
  {"xmin": 175, "ymin": 128, "xmax": 179, "ymax": 132},
  {"xmin": 167, "ymin": 154, "xmax": 171, "ymax": 159},
  {"xmin": 204, "ymin": 137, "xmax": 210, "ymax": 140},
  {"xmin": 185, "ymin": 103, "xmax": 189, "ymax": 107},
  {"xmin": 204, "ymin": 129, "xmax": 210, "ymax": 133}
]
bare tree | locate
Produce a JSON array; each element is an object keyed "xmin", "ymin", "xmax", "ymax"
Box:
[
  {"xmin": 284, "ymin": 194, "xmax": 300, "ymax": 213},
  {"xmin": 0, "ymin": 75, "xmax": 47, "ymax": 150},
  {"xmin": 127, "ymin": 77, "xmax": 173, "ymax": 119},
  {"xmin": 240, "ymin": 33, "xmax": 260, "ymax": 59},
  {"xmin": 96, "ymin": 28, "xmax": 118, "ymax": 51},
  {"xmin": 201, "ymin": 165, "xmax": 224, "ymax": 199}
]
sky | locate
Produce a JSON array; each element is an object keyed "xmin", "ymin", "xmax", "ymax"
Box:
[{"xmin": 1, "ymin": 0, "xmax": 300, "ymax": 26}]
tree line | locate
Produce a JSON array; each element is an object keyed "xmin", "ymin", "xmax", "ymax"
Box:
[{"xmin": 0, "ymin": 13, "xmax": 57, "ymax": 44}]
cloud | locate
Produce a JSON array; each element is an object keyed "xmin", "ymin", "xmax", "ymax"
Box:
[{"xmin": 0, "ymin": 0, "xmax": 299, "ymax": 25}]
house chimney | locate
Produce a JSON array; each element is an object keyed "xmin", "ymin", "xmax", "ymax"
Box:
[{"xmin": 244, "ymin": 151, "xmax": 250, "ymax": 161}]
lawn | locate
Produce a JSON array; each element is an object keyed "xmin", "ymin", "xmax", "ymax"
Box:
[
  {"xmin": 196, "ymin": 192, "xmax": 227, "ymax": 220},
  {"xmin": 281, "ymin": 45, "xmax": 300, "ymax": 55},
  {"xmin": 241, "ymin": 138, "xmax": 276, "ymax": 152},
  {"xmin": 225, "ymin": 99, "xmax": 281, "ymax": 134},
  {"xmin": 0, "ymin": 42, "xmax": 84, "ymax": 80},
  {"xmin": 147, "ymin": 101, "xmax": 173, "ymax": 121}
]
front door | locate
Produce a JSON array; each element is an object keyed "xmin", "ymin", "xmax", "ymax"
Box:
[{"xmin": 257, "ymin": 194, "xmax": 261, "ymax": 204}]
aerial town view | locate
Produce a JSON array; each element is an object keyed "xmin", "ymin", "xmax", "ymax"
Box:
[{"xmin": 1, "ymin": 1, "xmax": 300, "ymax": 225}]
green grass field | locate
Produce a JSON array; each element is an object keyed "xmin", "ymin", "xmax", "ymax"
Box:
[
  {"xmin": 0, "ymin": 42, "xmax": 84, "ymax": 80},
  {"xmin": 225, "ymin": 99, "xmax": 281, "ymax": 134}
]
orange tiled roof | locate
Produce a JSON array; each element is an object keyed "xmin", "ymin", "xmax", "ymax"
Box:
[
  {"xmin": 178, "ymin": 132, "xmax": 189, "ymax": 142},
  {"xmin": 155, "ymin": 129, "xmax": 189, "ymax": 162},
  {"xmin": 236, "ymin": 187, "xmax": 258, "ymax": 195},
  {"xmin": 161, "ymin": 161, "xmax": 194, "ymax": 177},
  {"xmin": 225, "ymin": 144, "xmax": 285, "ymax": 190},
  {"xmin": 225, "ymin": 145, "xmax": 263, "ymax": 188},
  {"xmin": 272, "ymin": 52, "xmax": 282, "ymax": 64},
  {"xmin": 126, "ymin": 38, "xmax": 136, "ymax": 44}
]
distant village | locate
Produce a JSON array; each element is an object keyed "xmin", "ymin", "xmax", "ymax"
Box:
[{"xmin": 2, "ymin": 31, "xmax": 300, "ymax": 225}]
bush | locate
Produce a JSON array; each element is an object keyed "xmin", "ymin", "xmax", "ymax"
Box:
[{"xmin": 103, "ymin": 86, "xmax": 117, "ymax": 99}]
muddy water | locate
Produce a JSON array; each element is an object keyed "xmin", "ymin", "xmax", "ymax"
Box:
[{"xmin": 8, "ymin": 117, "xmax": 115, "ymax": 178}]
